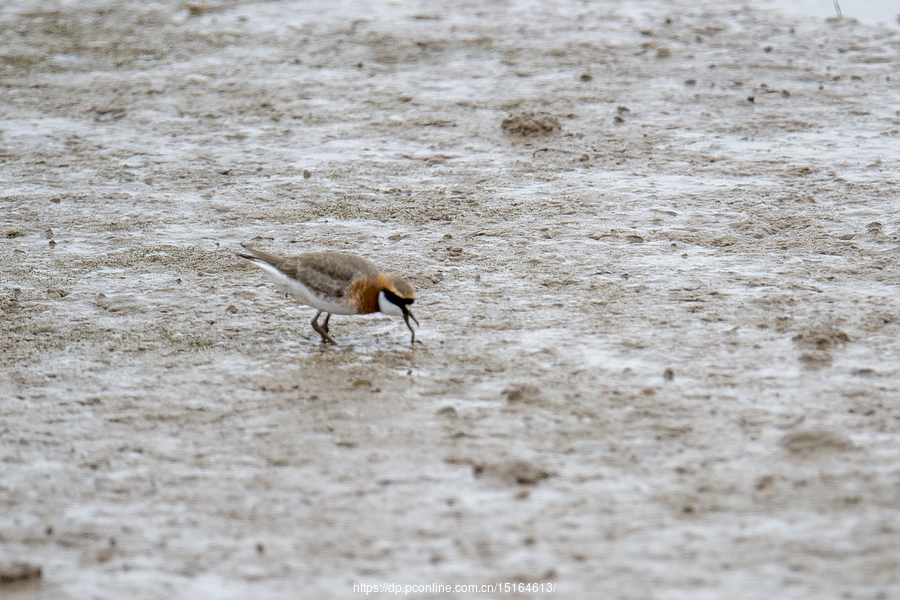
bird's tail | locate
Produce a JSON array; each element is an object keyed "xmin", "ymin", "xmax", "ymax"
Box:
[{"xmin": 236, "ymin": 244, "xmax": 285, "ymax": 267}]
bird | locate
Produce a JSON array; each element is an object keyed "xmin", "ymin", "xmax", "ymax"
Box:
[{"xmin": 236, "ymin": 244, "xmax": 419, "ymax": 345}]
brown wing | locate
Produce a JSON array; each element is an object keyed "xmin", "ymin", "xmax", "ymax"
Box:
[
  {"xmin": 239, "ymin": 246, "xmax": 382, "ymax": 299},
  {"xmin": 287, "ymin": 252, "xmax": 381, "ymax": 299}
]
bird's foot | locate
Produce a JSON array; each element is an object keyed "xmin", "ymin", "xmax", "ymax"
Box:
[{"xmin": 311, "ymin": 311, "xmax": 337, "ymax": 345}]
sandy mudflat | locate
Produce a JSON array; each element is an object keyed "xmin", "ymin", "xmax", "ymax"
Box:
[{"xmin": 1, "ymin": 1, "xmax": 900, "ymax": 598}]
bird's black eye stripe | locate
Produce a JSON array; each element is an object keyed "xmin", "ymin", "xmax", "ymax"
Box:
[{"xmin": 383, "ymin": 288, "xmax": 413, "ymax": 307}]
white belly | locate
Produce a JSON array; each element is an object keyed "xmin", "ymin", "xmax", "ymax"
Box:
[{"xmin": 251, "ymin": 261, "xmax": 358, "ymax": 315}]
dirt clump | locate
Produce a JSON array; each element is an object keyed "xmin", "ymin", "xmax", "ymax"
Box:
[
  {"xmin": 501, "ymin": 112, "xmax": 562, "ymax": 136},
  {"xmin": 780, "ymin": 427, "xmax": 855, "ymax": 454},
  {"xmin": 0, "ymin": 563, "xmax": 41, "ymax": 584},
  {"xmin": 474, "ymin": 460, "xmax": 553, "ymax": 486}
]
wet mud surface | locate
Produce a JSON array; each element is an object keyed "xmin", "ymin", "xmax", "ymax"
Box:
[{"xmin": 2, "ymin": 0, "xmax": 900, "ymax": 598}]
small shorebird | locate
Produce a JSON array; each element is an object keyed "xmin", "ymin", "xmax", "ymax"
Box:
[{"xmin": 237, "ymin": 244, "xmax": 419, "ymax": 345}]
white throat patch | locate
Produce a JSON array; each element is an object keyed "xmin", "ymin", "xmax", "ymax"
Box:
[{"xmin": 378, "ymin": 291, "xmax": 404, "ymax": 316}]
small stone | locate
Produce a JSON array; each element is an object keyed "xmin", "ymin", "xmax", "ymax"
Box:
[
  {"xmin": 764, "ymin": 45, "xmax": 773, "ymax": 53},
  {"xmin": 685, "ymin": 78, "xmax": 696, "ymax": 86},
  {"xmin": 431, "ymin": 272, "xmax": 444, "ymax": 284},
  {"xmin": 303, "ymin": 169, "xmax": 311, "ymax": 179},
  {"xmin": 387, "ymin": 115, "xmax": 404, "ymax": 125},
  {"xmin": 398, "ymin": 92, "xmax": 413, "ymax": 102},
  {"xmin": 6, "ymin": 230, "xmax": 23, "ymax": 238},
  {"xmin": 44, "ymin": 228, "xmax": 54, "ymax": 238},
  {"xmin": 225, "ymin": 304, "xmax": 238, "ymax": 314},
  {"xmin": 655, "ymin": 47, "xmax": 671, "ymax": 59},
  {"xmin": 579, "ymin": 72, "xmax": 592, "ymax": 81},
  {"xmin": 664, "ymin": 368, "xmax": 675, "ymax": 380}
]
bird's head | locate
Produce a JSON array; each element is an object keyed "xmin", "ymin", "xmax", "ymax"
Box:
[{"xmin": 377, "ymin": 276, "xmax": 419, "ymax": 341}]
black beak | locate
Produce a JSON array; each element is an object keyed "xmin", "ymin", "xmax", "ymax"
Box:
[{"xmin": 402, "ymin": 307, "xmax": 419, "ymax": 343}]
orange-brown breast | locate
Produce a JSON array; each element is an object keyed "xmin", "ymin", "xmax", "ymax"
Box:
[{"xmin": 348, "ymin": 273, "xmax": 389, "ymax": 314}]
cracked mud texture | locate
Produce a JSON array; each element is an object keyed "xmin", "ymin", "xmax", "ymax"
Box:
[{"xmin": 1, "ymin": 0, "xmax": 900, "ymax": 598}]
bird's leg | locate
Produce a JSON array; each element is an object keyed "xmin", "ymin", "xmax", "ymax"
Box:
[
  {"xmin": 403, "ymin": 309, "xmax": 419, "ymax": 345},
  {"xmin": 322, "ymin": 312, "xmax": 331, "ymax": 333},
  {"xmin": 311, "ymin": 310, "xmax": 337, "ymax": 344}
]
